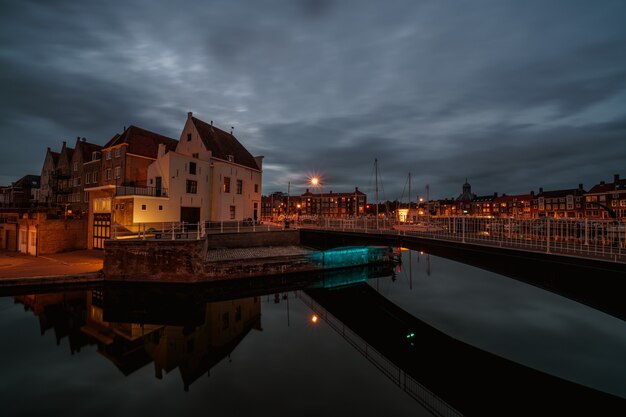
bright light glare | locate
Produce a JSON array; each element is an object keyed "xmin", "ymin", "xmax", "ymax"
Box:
[
  {"xmin": 311, "ymin": 314, "xmax": 319, "ymax": 323},
  {"xmin": 310, "ymin": 177, "xmax": 319, "ymax": 186}
]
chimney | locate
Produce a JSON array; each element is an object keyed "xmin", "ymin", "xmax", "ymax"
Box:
[
  {"xmin": 614, "ymin": 174, "xmax": 620, "ymax": 183},
  {"xmin": 47, "ymin": 147, "xmax": 51, "ymax": 152},
  {"xmin": 187, "ymin": 112, "xmax": 193, "ymax": 119},
  {"xmin": 210, "ymin": 120, "xmax": 213, "ymax": 126},
  {"xmin": 157, "ymin": 143, "xmax": 166, "ymax": 158},
  {"xmin": 62, "ymin": 141, "xmax": 66, "ymax": 147},
  {"xmin": 531, "ymin": 191, "xmax": 535, "ymax": 197},
  {"xmin": 82, "ymin": 137, "xmax": 86, "ymax": 142},
  {"xmin": 600, "ymin": 181, "xmax": 605, "ymax": 185},
  {"xmin": 493, "ymin": 192, "xmax": 498, "ymax": 197},
  {"xmin": 539, "ymin": 187, "xmax": 543, "ymax": 193},
  {"xmin": 355, "ymin": 187, "xmax": 359, "ymax": 192},
  {"xmin": 230, "ymin": 126, "xmax": 234, "ymax": 135},
  {"xmin": 77, "ymin": 136, "xmax": 80, "ymax": 142}
]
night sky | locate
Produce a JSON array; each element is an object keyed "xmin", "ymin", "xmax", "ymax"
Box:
[{"xmin": 1, "ymin": 0, "xmax": 625, "ymax": 201}]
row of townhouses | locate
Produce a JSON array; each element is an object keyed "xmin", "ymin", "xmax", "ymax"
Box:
[
  {"xmin": 422, "ymin": 177, "xmax": 626, "ymax": 220},
  {"xmin": 261, "ymin": 188, "xmax": 367, "ymax": 219},
  {"xmin": 1, "ymin": 112, "xmax": 263, "ymax": 252}
]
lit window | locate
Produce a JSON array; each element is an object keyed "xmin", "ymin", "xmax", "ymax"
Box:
[{"xmin": 223, "ymin": 177, "xmax": 231, "ymax": 193}]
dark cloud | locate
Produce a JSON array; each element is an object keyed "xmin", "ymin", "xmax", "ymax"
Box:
[{"xmin": 1, "ymin": 0, "xmax": 625, "ymax": 198}]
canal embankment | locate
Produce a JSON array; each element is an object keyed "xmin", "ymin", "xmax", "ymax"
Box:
[{"xmin": 103, "ymin": 230, "xmax": 394, "ymax": 283}]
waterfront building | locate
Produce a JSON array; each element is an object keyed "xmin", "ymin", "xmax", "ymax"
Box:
[
  {"xmin": 455, "ymin": 179, "xmax": 476, "ymax": 215},
  {"xmin": 534, "ymin": 184, "xmax": 585, "ymax": 218},
  {"xmin": 86, "ymin": 126, "xmax": 178, "ymax": 248},
  {"xmin": 585, "ymin": 174, "xmax": 626, "ymax": 219},
  {"xmin": 299, "ymin": 188, "xmax": 366, "ymax": 218},
  {"xmin": 38, "ymin": 147, "xmax": 60, "ymax": 205},
  {"xmin": 68, "ymin": 137, "xmax": 103, "ymax": 215},
  {"xmin": 493, "ymin": 193, "xmax": 534, "ymax": 218},
  {"xmin": 50, "ymin": 141, "xmax": 74, "ymax": 206},
  {"xmin": 136, "ymin": 113, "xmax": 263, "ymax": 224}
]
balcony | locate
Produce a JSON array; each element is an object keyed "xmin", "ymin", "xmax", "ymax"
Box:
[{"xmin": 115, "ymin": 185, "xmax": 168, "ymax": 197}]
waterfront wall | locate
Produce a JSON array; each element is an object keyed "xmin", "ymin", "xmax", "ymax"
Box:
[{"xmin": 103, "ymin": 231, "xmax": 391, "ymax": 283}]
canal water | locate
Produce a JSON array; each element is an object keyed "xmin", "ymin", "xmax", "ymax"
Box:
[{"xmin": 1, "ymin": 249, "xmax": 625, "ymax": 416}]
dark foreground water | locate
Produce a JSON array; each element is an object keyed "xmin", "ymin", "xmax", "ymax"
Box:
[{"xmin": 1, "ymin": 249, "xmax": 625, "ymax": 417}]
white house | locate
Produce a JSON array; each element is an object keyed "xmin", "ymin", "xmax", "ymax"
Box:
[{"xmin": 135, "ymin": 112, "xmax": 263, "ymax": 224}]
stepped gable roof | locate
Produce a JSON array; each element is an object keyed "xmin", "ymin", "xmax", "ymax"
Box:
[
  {"xmin": 103, "ymin": 126, "xmax": 177, "ymax": 159},
  {"xmin": 192, "ymin": 117, "xmax": 260, "ymax": 170}
]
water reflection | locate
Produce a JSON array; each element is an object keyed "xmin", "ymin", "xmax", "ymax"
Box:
[{"xmin": 5, "ymin": 255, "xmax": 626, "ymax": 416}]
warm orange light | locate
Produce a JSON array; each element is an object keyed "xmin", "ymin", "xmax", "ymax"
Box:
[
  {"xmin": 310, "ymin": 177, "xmax": 319, "ymax": 186},
  {"xmin": 311, "ymin": 314, "xmax": 318, "ymax": 323}
]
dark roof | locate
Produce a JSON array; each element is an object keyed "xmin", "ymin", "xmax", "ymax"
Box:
[
  {"xmin": 78, "ymin": 140, "xmax": 103, "ymax": 162},
  {"xmin": 538, "ymin": 188, "xmax": 585, "ymax": 198},
  {"xmin": 192, "ymin": 117, "xmax": 260, "ymax": 170},
  {"xmin": 50, "ymin": 150, "xmax": 60, "ymax": 165},
  {"xmin": 13, "ymin": 175, "xmax": 40, "ymax": 188},
  {"xmin": 588, "ymin": 180, "xmax": 626, "ymax": 194},
  {"xmin": 103, "ymin": 126, "xmax": 177, "ymax": 159}
]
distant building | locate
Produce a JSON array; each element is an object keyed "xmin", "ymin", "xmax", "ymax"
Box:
[
  {"xmin": 456, "ymin": 179, "xmax": 476, "ymax": 215},
  {"xmin": 534, "ymin": 184, "xmax": 585, "ymax": 218},
  {"xmin": 585, "ymin": 174, "xmax": 626, "ymax": 219}
]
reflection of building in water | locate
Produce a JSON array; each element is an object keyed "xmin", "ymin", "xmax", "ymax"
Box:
[
  {"xmin": 145, "ymin": 297, "xmax": 262, "ymax": 391},
  {"xmin": 80, "ymin": 290, "xmax": 262, "ymax": 389},
  {"xmin": 14, "ymin": 291, "xmax": 90, "ymax": 354},
  {"xmin": 15, "ymin": 290, "xmax": 262, "ymax": 390},
  {"xmin": 80, "ymin": 290, "xmax": 163, "ymax": 375}
]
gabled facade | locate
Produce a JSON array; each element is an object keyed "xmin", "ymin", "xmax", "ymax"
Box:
[
  {"xmin": 138, "ymin": 113, "xmax": 263, "ymax": 224},
  {"xmin": 68, "ymin": 137, "xmax": 103, "ymax": 214},
  {"xmin": 50, "ymin": 141, "xmax": 74, "ymax": 205},
  {"xmin": 39, "ymin": 148, "xmax": 60, "ymax": 205}
]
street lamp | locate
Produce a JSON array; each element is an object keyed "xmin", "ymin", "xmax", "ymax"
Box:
[{"xmin": 308, "ymin": 176, "xmax": 323, "ymax": 216}]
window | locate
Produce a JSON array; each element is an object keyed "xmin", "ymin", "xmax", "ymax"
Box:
[
  {"xmin": 114, "ymin": 148, "xmax": 121, "ymax": 158},
  {"xmin": 84, "ymin": 192, "xmax": 88, "ymax": 203},
  {"xmin": 236, "ymin": 179, "xmax": 243, "ymax": 194},
  {"xmin": 189, "ymin": 162, "xmax": 196, "ymax": 175},
  {"xmin": 93, "ymin": 171, "xmax": 98, "ymax": 182},
  {"xmin": 192, "ymin": 153, "xmax": 199, "ymax": 158},
  {"xmin": 158, "ymin": 205, "xmax": 163, "ymax": 211},
  {"xmin": 85, "ymin": 172, "xmax": 90, "ymax": 184},
  {"xmin": 230, "ymin": 205, "xmax": 236, "ymax": 219},
  {"xmin": 106, "ymin": 169, "xmax": 112, "ymax": 180},
  {"xmin": 141, "ymin": 204, "xmax": 147, "ymax": 211},
  {"xmin": 114, "ymin": 166, "xmax": 121, "ymax": 179},
  {"xmin": 92, "ymin": 151, "xmax": 101, "ymax": 160},
  {"xmin": 186, "ymin": 180, "xmax": 197, "ymax": 194},
  {"xmin": 187, "ymin": 133, "xmax": 192, "ymax": 142},
  {"xmin": 254, "ymin": 184, "xmax": 259, "ymax": 193},
  {"xmin": 621, "ymin": 200, "xmax": 626, "ymax": 207},
  {"xmin": 73, "ymin": 162, "xmax": 78, "ymax": 171},
  {"xmin": 105, "ymin": 151, "xmax": 112, "ymax": 160},
  {"xmin": 223, "ymin": 177, "xmax": 231, "ymax": 193}
]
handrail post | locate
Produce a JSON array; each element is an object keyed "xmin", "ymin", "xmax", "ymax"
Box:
[{"xmin": 546, "ymin": 218, "xmax": 551, "ymax": 253}]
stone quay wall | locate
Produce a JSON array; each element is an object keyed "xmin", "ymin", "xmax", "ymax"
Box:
[{"xmin": 103, "ymin": 230, "xmax": 391, "ymax": 283}]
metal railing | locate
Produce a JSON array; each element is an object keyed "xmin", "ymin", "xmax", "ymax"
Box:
[
  {"xmin": 300, "ymin": 216, "xmax": 626, "ymax": 264},
  {"xmin": 115, "ymin": 185, "xmax": 168, "ymax": 197},
  {"xmin": 112, "ymin": 219, "xmax": 291, "ymax": 240}
]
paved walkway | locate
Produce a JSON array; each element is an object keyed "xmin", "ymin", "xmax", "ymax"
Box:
[{"xmin": 0, "ymin": 250, "xmax": 104, "ymax": 279}]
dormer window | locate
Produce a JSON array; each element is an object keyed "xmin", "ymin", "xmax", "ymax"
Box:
[
  {"xmin": 92, "ymin": 151, "xmax": 101, "ymax": 160},
  {"xmin": 227, "ymin": 155, "xmax": 234, "ymax": 162}
]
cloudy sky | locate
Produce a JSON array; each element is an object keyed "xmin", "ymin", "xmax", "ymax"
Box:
[{"xmin": 1, "ymin": 0, "xmax": 625, "ymax": 201}]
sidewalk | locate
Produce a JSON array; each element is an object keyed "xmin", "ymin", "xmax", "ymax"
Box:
[{"xmin": 0, "ymin": 250, "xmax": 104, "ymax": 280}]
